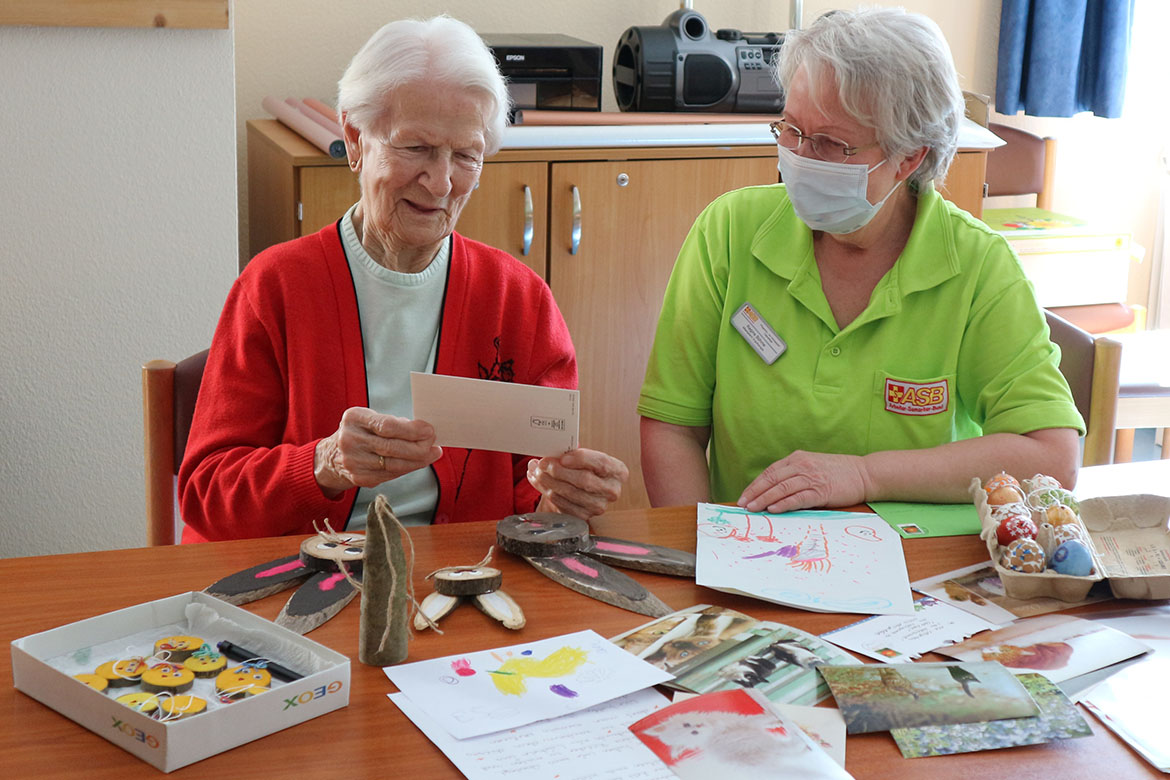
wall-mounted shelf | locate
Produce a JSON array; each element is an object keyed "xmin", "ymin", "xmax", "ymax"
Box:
[{"xmin": 0, "ymin": 1, "xmax": 228, "ymax": 29}]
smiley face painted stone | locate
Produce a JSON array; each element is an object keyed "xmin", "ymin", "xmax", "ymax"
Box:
[
  {"xmin": 95, "ymin": 658, "xmax": 147, "ymax": 687},
  {"xmin": 141, "ymin": 663, "xmax": 196, "ymax": 693},
  {"xmin": 215, "ymin": 664, "xmax": 272, "ymax": 699},
  {"xmin": 153, "ymin": 635, "xmax": 205, "ymax": 662},
  {"xmin": 73, "ymin": 673, "xmax": 109, "ymax": 692}
]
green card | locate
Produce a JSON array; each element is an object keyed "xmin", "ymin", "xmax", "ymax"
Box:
[{"xmin": 868, "ymin": 502, "xmax": 982, "ymax": 538}]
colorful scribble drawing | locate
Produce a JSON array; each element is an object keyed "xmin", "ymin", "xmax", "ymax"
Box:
[
  {"xmin": 698, "ymin": 509, "xmax": 834, "ymax": 573},
  {"xmin": 487, "ymin": 645, "xmax": 589, "ymax": 696},
  {"xmin": 698, "ymin": 508, "xmax": 781, "ymax": 543},
  {"xmin": 695, "ymin": 504, "xmax": 914, "ymax": 615}
]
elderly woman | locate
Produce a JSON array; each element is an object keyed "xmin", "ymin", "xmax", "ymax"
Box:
[
  {"xmin": 639, "ymin": 8, "xmax": 1083, "ymax": 514},
  {"xmin": 179, "ymin": 16, "xmax": 627, "ymax": 542}
]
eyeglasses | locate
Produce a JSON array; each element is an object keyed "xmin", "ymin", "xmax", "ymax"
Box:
[{"xmin": 769, "ymin": 119, "xmax": 880, "ymax": 163}]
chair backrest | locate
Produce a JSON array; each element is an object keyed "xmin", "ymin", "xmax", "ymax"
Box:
[
  {"xmin": 986, "ymin": 123, "xmax": 1057, "ymax": 210},
  {"xmin": 1044, "ymin": 311, "xmax": 1121, "ymax": 466},
  {"xmin": 142, "ymin": 349, "xmax": 208, "ymax": 545}
]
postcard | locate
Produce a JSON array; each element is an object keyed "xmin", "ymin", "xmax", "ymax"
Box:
[
  {"xmin": 890, "ymin": 673, "xmax": 1091, "ymax": 757},
  {"xmin": 695, "ymin": 504, "xmax": 915, "ymax": 615},
  {"xmin": 911, "ymin": 561, "xmax": 1109, "ymax": 623},
  {"xmin": 820, "ymin": 595, "xmax": 998, "ymax": 663},
  {"xmin": 1061, "ymin": 605, "xmax": 1170, "ymax": 700},
  {"xmin": 819, "ymin": 661, "xmax": 1039, "ymax": 734},
  {"xmin": 389, "ymin": 688, "xmax": 673, "ymax": 780},
  {"xmin": 610, "ymin": 605, "xmax": 763, "ymax": 678},
  {"xmin": 1082, "ymin": 656, "xmax": 1170, "ymax": 772},
  {"xmin": 384, "ymin": 629, "xmax": 672, "ymax": 739},
  {"xmin": 630, "ymin": 688, "xmax": 852, "ymax": 780},
  {"xmin": 936, "ymin": 613, "xmax": 1151, "ymax": 683},
  {"xmin": 410, "ymin": 371, "xmax": 578, "ymax": 456},
  {"xmin": 673, "ymin": 693, "xmax": 848, "ymax": 769},
  {"xmin": 669, "ymin": 622, "xmax": 861, "ymax": 706}
]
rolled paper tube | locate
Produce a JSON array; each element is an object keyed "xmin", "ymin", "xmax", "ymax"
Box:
[
  {"xmin": 286, "ymin": 97, "xmax": 343, "ymax": 137},
  {"xmin": 303, "ymin": 97, "xmax": 342, "ymax": 128},
  {"xmin": 262, "ymin": 95, "xmax": 345, "ymax": 158}
]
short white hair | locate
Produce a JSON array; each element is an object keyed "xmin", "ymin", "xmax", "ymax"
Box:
[
  {"xmin": 775, "ymin": 8, "xmax": 964, "ymax": 190},
  {"xmin": 337, "ymin": 15, "xmax": 511, "ymax": 155}
]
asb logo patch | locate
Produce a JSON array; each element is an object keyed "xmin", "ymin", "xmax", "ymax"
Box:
[{"xmin": 885, "ymin": 378, "xmax": 948, "ymax": 416}]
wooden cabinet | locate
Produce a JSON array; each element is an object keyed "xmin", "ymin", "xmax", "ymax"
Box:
[{"xmin": 247, "ymin": 119, "xmax": 987, "ymax": 510}]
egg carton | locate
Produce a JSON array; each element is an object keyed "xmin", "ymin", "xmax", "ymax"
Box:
[
  {"xmin": 972, "ymin": 477, "xmax": 1103, "ymax": 602},
  {"xmin": 971, "ymin": 477, "xmax": 1170, "ymax": 602}
]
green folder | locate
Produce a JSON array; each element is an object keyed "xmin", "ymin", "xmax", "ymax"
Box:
[{"xmin": 868, "ymin": 501, "xmax": 982, "ymax": 538}]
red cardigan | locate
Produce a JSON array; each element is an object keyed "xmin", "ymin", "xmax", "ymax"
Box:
[{"xmin": 178, "ymin": 224, "xmax": 576, "ymax": 542}]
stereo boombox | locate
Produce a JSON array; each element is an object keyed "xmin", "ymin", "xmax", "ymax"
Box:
[{"xmin": 613, "ymin": 9, "xmax": 785, "ymax": 113}]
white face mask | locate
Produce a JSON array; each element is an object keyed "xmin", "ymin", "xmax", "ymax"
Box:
[{"xmin": 776, "ymin": 144, "xmax": 901, "ymax": 234}]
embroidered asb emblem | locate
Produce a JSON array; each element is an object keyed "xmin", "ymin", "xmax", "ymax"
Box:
[{"xmin": 885, "ymin": 378, "xmax": 948, "ymax": 416}]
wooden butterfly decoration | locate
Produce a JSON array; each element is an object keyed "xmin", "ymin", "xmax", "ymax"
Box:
[
  {"xmin": 496, "ymin": 512, "xmax": 696, "ymax": 618},
  {"xmin": 204, "ymin": 524, "xmax": 365, "ymax": 634}
]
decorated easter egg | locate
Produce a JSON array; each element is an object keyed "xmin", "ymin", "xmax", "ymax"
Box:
[
  {"xmin": 1002, "ymin": 538, "xmax": 1046, "ymax": 573},
  {"xmin": 996, "ymin": 513, "xmax": 1038, "ymax": 547},
  {"xmin": 987, "ymin": 484, "xmax": 1026, "ymax": 506},
  {"xmin": 1028, "ymin": 474, "xmax": 1063, "ymax": 491},
  {"xmin": 1050, "ymin": 539, "xmax": 1095, "ymax": 576},
  {"xmin": 1051, "ymin": 522, "xmax": 1088, "ymax": 547},
  {"xmin": 1044, "ymin": 504, "xmax": 1080, "ymax": 528},
  {"xmin": 990, "ymin": 501, "xmax": 1032, "ymax": 522}
]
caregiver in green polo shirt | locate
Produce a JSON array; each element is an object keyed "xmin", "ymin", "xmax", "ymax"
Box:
[{"xmin": 638, "ymin": 8, "xmax": 1084, "ymax": 513}]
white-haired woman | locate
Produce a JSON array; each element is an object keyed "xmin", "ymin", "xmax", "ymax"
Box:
[
  {"xmin": 639, "ymin": 8, "xmax": 1082, "ymax": 513},
  {"xmin": 180, "ymin": 16, "xmax": 627, "ymax": 542}
]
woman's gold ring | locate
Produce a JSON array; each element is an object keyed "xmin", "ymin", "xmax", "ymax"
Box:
[{"xmin": 378, "ymin": 455, "xmax": 386, "ymax": 470}]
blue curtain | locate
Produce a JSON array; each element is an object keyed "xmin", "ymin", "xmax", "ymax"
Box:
[{"xmin": 996, "ymin": 0, "xmax": 1135, "ymax": 118}]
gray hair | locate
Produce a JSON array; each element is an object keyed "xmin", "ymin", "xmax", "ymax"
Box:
[
  {"xmin": 337, "ymin": 16, "xmax": 511, "ymax": 156},
  {"xmin": 775, "ymin": 8, "xmax": 964, "ymax": 190}
]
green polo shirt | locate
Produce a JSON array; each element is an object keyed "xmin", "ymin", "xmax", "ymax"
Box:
[{"xmin": 638, "ymin": 183, "xmax": 1084, "ymax": 502}]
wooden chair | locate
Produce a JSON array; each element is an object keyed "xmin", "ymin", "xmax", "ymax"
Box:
[
  {"xmin": 1044, "ymin": 311, "xmax": 1122, "ymax": 466},
  {"xmin": 1111, "ymin": 329, "xmax": 1170, "ymax": 461},
  {"xmin": 986, "ymin": 123, "xmax": 1057, "ymax": 210},
  {"xmin": 142, "ymin": 350, "xmax": 208, "ymax": 545}
]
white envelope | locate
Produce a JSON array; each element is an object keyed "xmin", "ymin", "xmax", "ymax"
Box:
[{"xmin": 410, "ymin": 371, "xmax": 578, "ymax": 457}]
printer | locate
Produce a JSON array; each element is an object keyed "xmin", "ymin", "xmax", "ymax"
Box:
[{"xmin": 482, "ymin": 33, "xmax": 602, "ymax": 116}]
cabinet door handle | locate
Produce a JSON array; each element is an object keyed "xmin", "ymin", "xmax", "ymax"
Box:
[
  {"xmin": 521, "ymin": 185, "xmax": 534, "ymax": 256},
  {"xmin": 570, "ymin": 185, "xmax": 582, "ymax": 255}
]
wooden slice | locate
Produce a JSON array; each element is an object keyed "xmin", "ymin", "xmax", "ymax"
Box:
[
  {"xmin": 414, "ymin": 592, "xmax": 461, "ymax": 630},
  {"xmin": 203, "ymin": 554, "xmax": 312, "ymax": 605},
  {"xmin": 496, "ymin": 513, "xmax": 589, "ymax": 557},
  {"xmin": 582, "ymin": 535, "xmax": 697, "ymax": 577},
  {"xmin": 274, "ymin": 570, "xmax": 358, "ymax": 635},
  {"xmin": 524, "ymin": 553, "xmax": 674, "ymax": 618},
  {"xmin": 300, "ymin": 534, "xmax": 366, "ymax": 574},
  {"xmin": 473, "ymin": 589, "xmax": 526, "ymax": 630},
  {"xmin": 433, "ymin": 566, "xmax": 503, "ymax": 596}
]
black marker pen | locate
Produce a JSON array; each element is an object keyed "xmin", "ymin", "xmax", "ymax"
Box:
[{"xmin": 216, "ymin": 640, "xmax": 304, "ymax": 682}]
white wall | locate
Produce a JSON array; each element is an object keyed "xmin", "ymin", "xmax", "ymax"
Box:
[{"xmin": 0, "ymin": 24, "xmax": 237, "ymax": 557}]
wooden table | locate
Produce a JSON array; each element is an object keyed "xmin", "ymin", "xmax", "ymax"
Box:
[{"xmin": 3, "ymin": 462, "xmax": 1166, "ymax": 778}]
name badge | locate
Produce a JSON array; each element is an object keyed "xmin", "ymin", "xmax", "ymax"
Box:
[{"xmin": 731, "ymin": 302, "xmax": 786, "ymax": 365}]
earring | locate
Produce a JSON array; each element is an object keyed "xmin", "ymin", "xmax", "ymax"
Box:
[{"xmin": 349, "ymin": 160, "xmax": 359, "ymax": 171}]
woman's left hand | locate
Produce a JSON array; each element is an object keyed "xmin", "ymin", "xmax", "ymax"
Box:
[
  {"xmin": 529, "ymin": 448, "xmax": 629, "ymax": 521},
  {"xmin": 738, "ymin": 450, "xmax": 871, "ymax": 514}
]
